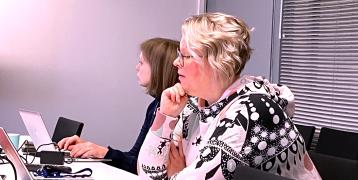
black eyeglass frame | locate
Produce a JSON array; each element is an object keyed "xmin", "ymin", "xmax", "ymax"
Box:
[{"xmin": 177, "ymin": 48, "xmax": 199, "ymax": 67}]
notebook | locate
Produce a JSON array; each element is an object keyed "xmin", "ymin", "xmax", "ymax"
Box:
[
  {"xmin": 19, "ymin": 109, "xmax": 111, "ymax": 162},
  {"xmin": 0, "ymin": 127, "xmax": 94, "ymax": 180}
]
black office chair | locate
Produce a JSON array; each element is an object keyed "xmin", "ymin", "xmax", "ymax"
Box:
[
  {"xmin": 309, "ymin": 151, "xmax": 358, "ymax": 180},
  {"xmin": 51, "ymin": 117, "xmax": 84, "ymax": 143},
  {"xmin": 316, "ymin": 127, "xmax": 358, "ymax": 160},
  {"xmin": 295, "ymin": 124, "xmax": 315, "ymax": 150},
  {"xmin": 233, "ymin": 165, "xmax": 293, "ymax": 180}
]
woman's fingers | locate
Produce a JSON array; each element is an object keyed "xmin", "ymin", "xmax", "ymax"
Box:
[
  {"xmin": 167, "ymin": 83, "xmax": 187, "ymax": 103},
  {"xmin": 169, "ymin": 88, "xmax": 177, "ymax": 102},
  {"xmin": 57, "ymin": 137, "xmax": 68, "ymax": 149},
  {"xmin": 172, "ymin": 86, "xmax": 181, "ymax": 103},
  {"xmin": 173, "ymin": 83, "xmax": 186, "ymax": 102},
  {"xmin": 178, "ymin": 140, "xmax": 184, "ymax": 158},
  {"xmin": 67, "ymin": 145, "xmax": 75, "ymax": 151},
  {"xmin": 57, "ymin": 135, "xmax": 82, "ymax": 150},
  {"xmin": 170, "ymin": 141, "xmax": 179, "ymax": 157},
  {"xmin": 69, "ymin": 142, "xmax": 108, "ymax": 159},
  {"xmin": 174, "ymin": 83, "xmax": 186, "ymax": 96},
  {"xmin": 71, "ymin": 142, "xmax": 92, "ymax": 158},
  {"xmin": 160, "ymin": 83, "xmax": 188, "ymax": 117},
  {"xmin": 81, "ymin": 149, "xmax": 94, "ymax": 158},
  {"xmin": 169, "ymin": 147, "xmax": 174, "ymax": 162},
  {"xmin": 63, "ymin": 136, "xmax": 79, "ymax": 150},
  {"xmin": 70, "ymin": 144, "xmax": 85, "ymax": 158}
]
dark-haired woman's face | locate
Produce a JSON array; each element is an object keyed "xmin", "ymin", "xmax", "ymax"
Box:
[{"xmin": 135, "ymin": 52, "xmax": 151, "ymax": 87}]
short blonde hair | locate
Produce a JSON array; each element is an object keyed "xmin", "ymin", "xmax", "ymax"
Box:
[{"xmin": 182, "ymin": 12, "xmax": 252, "ymax": 84}]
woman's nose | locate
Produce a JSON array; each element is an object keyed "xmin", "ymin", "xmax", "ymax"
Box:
[
  {"xmin": 173, "ymin": 57, "xmax": 181, "ymax": 67},
  {"xmin": 135, "ymin": 63, "xmax": 140, "ymax": 71}
]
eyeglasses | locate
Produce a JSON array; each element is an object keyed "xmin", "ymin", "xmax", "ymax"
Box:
[{"xmin": 176, "ymin": 48, "xmax": 195, "ymax": 67}]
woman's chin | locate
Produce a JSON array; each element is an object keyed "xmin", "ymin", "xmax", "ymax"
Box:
[
  {"xmin": 138, "ymin": 81, "xmax": 147, "ymax": 87},
  {"xmin": 180, "ymin": 85, "xmax": 191, "ymax": 96},
  {"xmin": 178, "ymin": 76, "xmax": 184, "ymax": 81}
]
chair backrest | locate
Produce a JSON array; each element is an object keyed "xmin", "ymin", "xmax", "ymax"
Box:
[
  {"xmin": 51, "ymin": 117, "xmax": 84, "ymax": 143},
  {"xmin": 295, "ymin": 124, "xmax": 315, "ymax": 150},
  {"xmin": 316, "ymin": 127, "xmax": 358, "ymax": 160},
  {"xmin": 309, "ymin": 151, "xmax": 358, "ymax": 180},
  {"xmin": 233, "ymin": 165, "xmax": 293, "ymax": 180}
]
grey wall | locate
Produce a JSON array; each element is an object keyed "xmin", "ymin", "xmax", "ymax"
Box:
[
  {"xmin": 207, "ymin": 0, "xmax": 274, "ymax": 80},
  {"xmin": 0, "ymin": 0, "xmax": 197, "ymax": 150}
]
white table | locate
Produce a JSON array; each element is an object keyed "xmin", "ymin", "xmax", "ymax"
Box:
[
  {"xmin": 0, "ymin": 160, "xmax": 139, "ymax": 180},
  {"xmin": 1, "ymin": 135, "xmax": 139, "ymax": 179},
  {"xmin": 68, "ymin": 161, "xmax": 139, "ymax": 179}
]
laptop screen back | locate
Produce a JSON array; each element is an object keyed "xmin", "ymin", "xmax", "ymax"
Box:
[
  {"xmin": 19, "ymin": 110, "xmax": 56, "ymax": 152},
  {"xmin": 0, "ymin": 127, "xmax": 33, "ymax": 180}
]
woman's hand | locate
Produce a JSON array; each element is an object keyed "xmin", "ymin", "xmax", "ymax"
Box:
[
  {"xmin": 168, "ymin": 140, "xmax": 186, "ymax": 177},
  {"xmin": 58, "ymin": 135, "xmax": 84, "ymax": 150},
  {"xmin": 68, "ymin": 142, "xmax": 109, "ymax": 158},
  {"xmin": 160, "ymin": 83, "xmax": 188, "ymax": 117}
]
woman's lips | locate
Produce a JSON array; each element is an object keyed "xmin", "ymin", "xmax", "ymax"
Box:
[
  {"xmin": 178, "ymin": 72, "xmax": 184, "ymax": 77},
  {"xmin": 178, "ymin": 75, "xmax": 185, "ymax": 81}
]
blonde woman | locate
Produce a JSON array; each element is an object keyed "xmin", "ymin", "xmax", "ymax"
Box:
[{"xmin": 138, "ymin": 13, "xmax": 321, "ymax": 180}]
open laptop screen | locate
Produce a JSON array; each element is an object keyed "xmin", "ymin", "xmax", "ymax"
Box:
[
  {"xmin": 1, "ymin": 127, "xmax": 96, "ymax": 180},
  {"xmin": 0, "ymin": 127, "xmax": 33, "ymax": 180},
  {"xmin": 19, "ymin": 109, "xmax": 56, "ymax": 152},
  {"xmin": 18, "ymin": 110, "xmax": 111, "ymax": 163}
]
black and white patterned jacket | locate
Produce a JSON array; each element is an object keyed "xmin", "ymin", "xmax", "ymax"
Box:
[{"xmin": 138, "ymin": 75, "xmax": 321, "ymax": 180}]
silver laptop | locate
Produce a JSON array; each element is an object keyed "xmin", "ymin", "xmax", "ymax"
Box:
[
  {"xmin": 19, "ymin": 109, "xmax": 57, "ymax": 152},
  {"xmin": 0, "ymin": 127, "xmax": 94, "ymax": 180},
  {"xmin": 19, "ymin": 109, "xmax": 111, "ymax": 162}
]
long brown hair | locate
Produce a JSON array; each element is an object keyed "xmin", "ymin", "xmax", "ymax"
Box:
[{"xmin": 140, "ymin": 38, "xmax": 179, "ymax": 99}]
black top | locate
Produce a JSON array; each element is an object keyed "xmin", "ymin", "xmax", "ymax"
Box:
[{"xmin": 103, "ymin": 99, "xmax": 159, "ymax": 174}]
